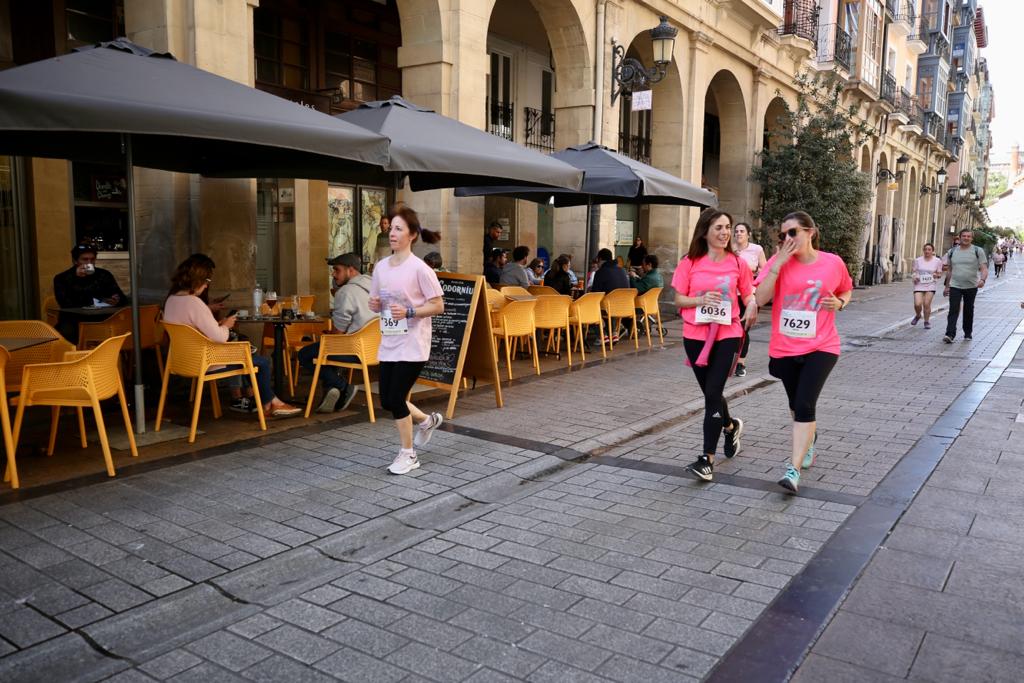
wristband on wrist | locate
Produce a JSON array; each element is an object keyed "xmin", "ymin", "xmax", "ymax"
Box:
[{"xmin": 406, "ymin": 305, "xmax": 415, "ymax": 319}]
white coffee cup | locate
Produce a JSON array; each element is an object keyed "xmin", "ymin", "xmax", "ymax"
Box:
[
  {"xmin": 83, "ymin": 263, "xmax": 96, "ymax": 274},
  {"xmin": 237, "ymin": 309, "xmax": 249, "ymax": 318}
]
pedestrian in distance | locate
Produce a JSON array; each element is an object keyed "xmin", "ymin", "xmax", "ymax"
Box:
[
  {"xmin": 992, "ymin": 248, "xmax": 1005, "ymax": 278},
  {"xmin": 941, "ymin": 229, "xmax": 988, "ymax": 343},
  {"xmin": 732, "ymin": 221, "xmax": 766, "ymax": 377},
  {"xmin": 755, "ymin": 211, "xmax": 852, "ymax": 494},
  {"xmin": 368, "ymin": 205, "xmax": 446, "ymax": 475},
  {"xmin": 673, "ymin": 208, "xmax": 757, "ymax": 482},
  {"xmin": 911, "ymin": 243, "xmax": 944, "ymax": 329}
]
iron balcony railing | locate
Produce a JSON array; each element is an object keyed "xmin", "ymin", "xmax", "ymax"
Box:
[
  {"xmin": 777, "ymin": 0, "xmax": 819, "ymax": 42},
  {"xmin": 930, "ymin": 33, "xmax": 950, "ymax": 61},
  {"xmin": 523, "ymin": 107, "xmax": 555, "ymax": 153},
  {"xmin": 884, "ymin": 0, "xmax": 897, "ymax": 18},
  {"xmin": 618, "ymin": 132, "xmax": 651, "ymax": 165},
  {"xmin": 486, "ymin": 99, "xmax": 514, "ymax": 141},
  {"xmin": 817, "ymin": 23, "xmax": 853, "ymax": 71},
  {"xmin": 896, "ymin": 88, "xmax": 921, "ymax": 124},
  {"xmin": 896, "ymin": 0, "xmax": 917, "ymax": 28},
  {"xmin": 881, "ymin": 71, "xmax": 897, "ymax": 106}
]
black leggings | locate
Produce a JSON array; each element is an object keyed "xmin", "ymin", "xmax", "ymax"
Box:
[
  {"xmin": 683, "ymin": 337, "xmax": 740, "ymax": 455},
  {"xmin": 737, "ymin": 301, "xmax": 751, "ymax": 359},
  {"xmin": 768, "ymin": 352, "xmax": 838, "ymax": 423},
  {"xmin": 378, "ymin": 361, "xmax": 426, "ymax": 420}
]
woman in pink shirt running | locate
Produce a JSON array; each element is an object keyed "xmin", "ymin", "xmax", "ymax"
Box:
[
  {"xmin": 911, "ymin": 243, "xmax": 943, "ymax": 329},
  {"xmin": 672, "ymin": 208, "xmax": 758, "ymax": 482},
  {"xmin": 755, "ymin": 211, "xmax": 852, "ymax": 493},
  {"xmin": 368, "ymin": 206, "xmax": 445, "ymax": 475}
]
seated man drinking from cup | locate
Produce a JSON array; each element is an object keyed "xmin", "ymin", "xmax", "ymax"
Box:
[
  {"xmin": 53, "ymin": 243, "xmax": 129, "ymax": 343},
  {"xmin": 298, "ymin": 253, "xmax": 376, "ymax": 413}
]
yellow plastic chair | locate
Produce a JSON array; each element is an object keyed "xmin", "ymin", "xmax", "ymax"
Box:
[
  {"xmin": 137, "ymin": 304, "xmax": 165, "ymax": 378},
  {"xmin": 77, "ymin": 307, "xmax": 133, "ymax": 350},
  {"xmin": 43, "ymin": 295, "xmax": 59, "ymax": 327},
  {"xmin": 9, "ymin": 333, "xmax": 137, "ymax": 485},
  {"xmin": 635, "ymin": 287, "xmax": 665, "ymax": 348},
  {"xmin": 284, "ymin": 320, "xmax": 329, "ymax": 395},
  {"xmin": 569, "ymin": 292, "xmax": 606, "ymax": 361},
  {"xmin": 602, "ymin": 288, "xmax": 640, "ymax": 350},
  {"xmin": 304, "ymin": 319, "xmax": 381, "ymax": 421},
  {"xmin": 156, "ymin": 322, "xmax": 267, "ymax": 443},
  {"xmin": 492, "ymin": 299, "xmax": 539, "ymax": 380},
  {"xmin": 0, "ymin": 321, "xmax": 73, "ymax": 391},
  {"xmin": 0, "ymin": 349, "xmax": 16, "ymax": 489},
  {"xmin": 501, "ymin": 286, "xmax": 531, "ymax": 298},
  {"xmin": 528, "ymin": 285, "xmax": 559, "ymax": 296},
  {"xmin": 298, "ymin": 295, "xmax": 316, "ymax": 314},
  {"xmin": 533, "ymin": 295, "xmax": 573, "ymax": 367}
]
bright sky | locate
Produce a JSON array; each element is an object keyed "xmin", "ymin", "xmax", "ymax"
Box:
[{"xmin": 981, "ymin": 2, "xmax": 1022, "ymax": 161}]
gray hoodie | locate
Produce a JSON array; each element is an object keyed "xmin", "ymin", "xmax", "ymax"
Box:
[{"xmin": 332, "ymin": 274, "xmax": 375, "ymax": 333}]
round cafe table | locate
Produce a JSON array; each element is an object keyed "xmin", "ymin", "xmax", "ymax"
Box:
[{"xmin": 236, "ymin": 314, "xmax": 324, "ymax": 398}]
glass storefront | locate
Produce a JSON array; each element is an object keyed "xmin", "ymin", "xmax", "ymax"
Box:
[{"xmin": 0, "ymin": 156, "xmax": 32, "ymax": 319}]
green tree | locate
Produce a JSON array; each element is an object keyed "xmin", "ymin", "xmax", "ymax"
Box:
[
  {"xmin": 751, "ymin": 71, "xmax": 873, "ymax": 278},
  {"xmin": 984, "ymin": 171, "xmax": 1007, "ymax": 207}
]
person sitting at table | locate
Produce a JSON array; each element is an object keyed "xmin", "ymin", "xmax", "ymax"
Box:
[
  {"xmin": 544, "ymin": 255, "xmax": 574, "ymax": 295},
  {"xmin": 162, "ymin": 253, "xmax": 301, "ymax": 418},
  {"xmin": 630, "ymin": 254, "xmax": 664, "ymax": 294},
  {"xmin": 297, "ymin": 253, "xmax": 375, "ymax": 413},
  {"xmin": 500, "ymin": 245, "xmax": 532, "ymax": 287},
  {"xmin": 53, "ymin": 243, "xmax": 129, "ymax": 343},
  {"xmin": 526, "ymin": 258, "xmax": 545, "ymax": 286},
  {"xmin": 484, "ymin": 248, "xmax": 506, "ymax": 286},
  {"xmin": 424, "ymin": 251, "xmax": 447, "ymax": 272},
  {"xmin": 590, "ymin": 248, "xmax": 630, "ymax": 293}
]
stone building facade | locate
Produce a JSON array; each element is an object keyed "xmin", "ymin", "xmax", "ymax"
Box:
[{"xmin": 0, "ymin": 0, "xmax": 995, "ymax": 319}]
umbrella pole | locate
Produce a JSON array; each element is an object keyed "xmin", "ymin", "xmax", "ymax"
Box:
[
  {"xmin": 584, "ymin": 195, "xmax": 596, "ymax": 278},
  {"xmin": 124, "ymin": 134, "xmax": 146, "ymax": 434}
]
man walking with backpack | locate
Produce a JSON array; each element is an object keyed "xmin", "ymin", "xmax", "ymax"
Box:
[{"xmin": 942, "ymin": 229, "xmax": 988, "ymax": 343}]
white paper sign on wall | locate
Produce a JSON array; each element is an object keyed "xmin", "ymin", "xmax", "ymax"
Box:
[{"xmin": 632, "ymin": 90, "xmax": 652, "ymax": 111}]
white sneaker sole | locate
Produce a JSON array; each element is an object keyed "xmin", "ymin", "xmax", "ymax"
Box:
[{"xmin": 414, "ymin": 414, "xmax": 443, "ymax": 448}]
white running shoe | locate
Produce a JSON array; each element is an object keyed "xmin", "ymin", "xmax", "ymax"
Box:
[
  {"xmin": 388, "ymin": 448, "xmax": 420, "ymax": 475},
  {"xmin": 414, "ymin": 412, "xmax": 443, "ymax": 448}
]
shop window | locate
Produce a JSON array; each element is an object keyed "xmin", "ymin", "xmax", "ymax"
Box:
[
  {"xmin": 324, "ymin": 31, "xmax": 400, "ymax": 109},
  {"xmin": 71, "ymin": 160, "xmax": 128, "ymax": 252},
  {"xmin": 254, "ymin": 10, "xmax": 310, "ymax": 90},
  {"xmin": 64, "ymin": 0, "xmax": 124, "ymax": 51}
]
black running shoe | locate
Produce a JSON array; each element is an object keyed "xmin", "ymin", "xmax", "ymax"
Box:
[
  {"xmin": 734, "ymin": 363, "xmax": 747, "ymax": 377},
  {"xmin": 964, "ymin": 335, "xmax": 972, "ymax": 341},
  {"xmin": 686, "ymin": 455, "xmax": 714, "ymax": 482},
  {"xmin": 723, "ymin": 418, "xmax": 743, "ymax": 458}
]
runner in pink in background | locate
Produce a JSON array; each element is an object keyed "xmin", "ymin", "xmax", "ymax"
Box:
[
  {"xmin": 755, "ymin": 211, "xmax": 853, "ymax": 494},
  {"xmin": 911, "ymin": 243, "xmax": 944, "ymax": 330}
]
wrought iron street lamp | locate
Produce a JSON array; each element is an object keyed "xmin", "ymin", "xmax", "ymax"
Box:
[
  {"xmin": 920, "ymin": 166, "xmax": 946, "ymax": 196},
  {"xmin": 610, "ymin": 16, "xmax": 678, "ymax": 105}
]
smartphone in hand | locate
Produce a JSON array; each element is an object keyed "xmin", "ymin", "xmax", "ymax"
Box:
[{"xmin": 213, "ymin": 293, "xmax": 231, "ymax": 304}]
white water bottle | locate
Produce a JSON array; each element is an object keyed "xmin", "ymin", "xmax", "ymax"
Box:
[{"xmin": 252, "ymin": 283, "xmax": 263, "ymax": 312}]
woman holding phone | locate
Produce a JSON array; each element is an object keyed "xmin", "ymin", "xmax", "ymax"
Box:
[
  {"xmin": 755, "ymin": 211, "xmax": 852, "ymax": 493},
  {"xmin": 672, "ymin": 208, "xmax": 757, "ymax": 482},
  {"xmin": 369, "ymin": 205, "xmax": 446, "ymax": 475}
]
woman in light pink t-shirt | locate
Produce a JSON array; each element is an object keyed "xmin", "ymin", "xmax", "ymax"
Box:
[
  {"xmin": 755, "ymin": 212, "xmax": 852, "ymax": 494},
  {"xmin": 672, "ymin": 208, "xmax": 757, "ymax": 483},
  {"xmin": 731, "ymin": 222, "xmax": 766, "ymax": 376},
  {"xmin": 368, "ymin": 206, "xmax": 445, "ymax": 476},
  {"xmin": 911, "ymin": 243, "xmax": 943, "ymax": 329}
]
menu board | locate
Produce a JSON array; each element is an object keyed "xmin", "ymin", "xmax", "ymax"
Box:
[
  {"xmin": 416, "ymin": 273, "xmax": 503, "ymax": 418},
  {"xmin": 420, "ymin": 276, "xmax": 476, "ymax": 386}
]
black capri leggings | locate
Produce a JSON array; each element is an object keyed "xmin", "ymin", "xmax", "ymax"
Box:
[
  {"xmin": 768, "ymin": 352, "xmax": 838, "ymax": 423},
  {"xmin": 737, "ymin": 301, "xmax": 751, "ymax": 359},
  {"xmin": 683, "ymin": 337, "xmax": 740, "ymax": 455},
  {"xmin": 378, "ymin": 361, "xmax": 426, "ymax": 420}
]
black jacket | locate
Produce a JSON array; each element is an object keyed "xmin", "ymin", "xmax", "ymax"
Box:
[
  {"xmin": 591, "ymin": 261, "xmax": 630, "ymax": 293},
  {"xmin": 544, "ymin": 268, "xmax": 573, "ymax": 295},
  {"xmin": 484, "ymin": 261, "xmax": 502, "ymax": 285},
  {"xmin": 53, "ymin": 266, "xmax": 128, "ymax": 308}
]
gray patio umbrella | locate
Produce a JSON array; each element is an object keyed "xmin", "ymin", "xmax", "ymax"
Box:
[
  {"xmin": 336, "ymin": 96, "xmax": 584, "ymax": 191},
  {"xmin": 454, "ymin": 141, "xmax": 717, "ymax": 267},
  {"xmin": 0, "ymin": 39, "xmax": 394, "ymax": 432}
]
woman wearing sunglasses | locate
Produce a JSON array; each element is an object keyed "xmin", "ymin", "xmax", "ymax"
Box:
[
  {"xmin": 672, "ymin": 208, "xmax": 758, "ymax": 482},
  {"xmin": 755, "ymin": 212, "xmax": 852, "ymax": 493}
]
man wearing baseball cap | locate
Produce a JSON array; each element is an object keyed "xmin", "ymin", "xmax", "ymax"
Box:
[
  {"xmin": 52, "ymin": 243, "xmax": 129, "ymax": 343},
  {"xmin": 297, "ymin": 253, "xmax": 375, "ymax": 413}
]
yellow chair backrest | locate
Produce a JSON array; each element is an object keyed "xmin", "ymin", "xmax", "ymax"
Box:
[
  {"xmin": 163, "ymin": 322, "xmax": 222, "ymax": 378},
  {"xmin": 570, "ymin": 292, "xmax": 604, "ymax": 325},
  {"xmin": 78, "ymin": 308, "xmax": 133, "ymax": 349},
  {"xmin": 533, "ymin": 295, "xmax": 571, "ymax": 329},
  {"xmin": 528, "ymin": 285, "xmax": 559, "ymax": 296},
  {"xmin": 138, "ymin": 304, "xmax": 163, "ymax": 348},
  {"xmin": 20, "ymin": 333, "xmax": 129, "ymax": 402},
  {"xmin": 485, "ymin": 288, "xmax": 506, "ymax": 311},
  {"xmin": 320, "ymin": 318, "xmax": 382, "ymax": 364},
  {"xmin": 636, "ymin": 287, "xmax": 663, "ymax": 314},
  {"xmin": 497, "ymin": 300, "xmax": 537, "ymax": 337},
  {"xmin": 298, "ymin": 295, "xmax": 316, "ymax": 314},
  {"xmin": 0, "ymin": 321, "xmax": 71, "ymax": 390},
  {"xmin": 43, "ymin": 295, "xmax": 58, "ymax": 327},
  {"xmin": 284, "ymin": 321, "xmax": 327, "ymax": 346},
  {"xmin": 501, "ymin": 286, "xmax": 530, "ymax": 297},
  {"xmin": 602, "ymin": 288, "xmax": 638, "ymax": 317}
]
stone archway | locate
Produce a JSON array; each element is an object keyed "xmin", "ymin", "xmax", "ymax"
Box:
[
  {"xmin": 860, "ymin": 145, "xmax": 872, "ymax": 173},
  {"xmin": 762, "ymin": 96, "xmax": 789, "ymax": 152},
  {"xmin": 871, "ymin": 151, "xmax": 890, "ymax": 284},
  {"xmin": 703, "ymin": 70, "xmax": 749, "ymax": 217}
]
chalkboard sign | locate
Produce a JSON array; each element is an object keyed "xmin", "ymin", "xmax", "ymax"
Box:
[
  {"xmin": 420, "ymin": 276, "xmax": 476, "ymax": 386},
  {"xmin": 417, "ymin": 273, "xmax": 502, "ymax": 418}
]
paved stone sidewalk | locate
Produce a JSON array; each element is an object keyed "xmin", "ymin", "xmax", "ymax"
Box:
[{"xmin": 0, "ymin": 272, "xmax": 1021, "ymax": 682}]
